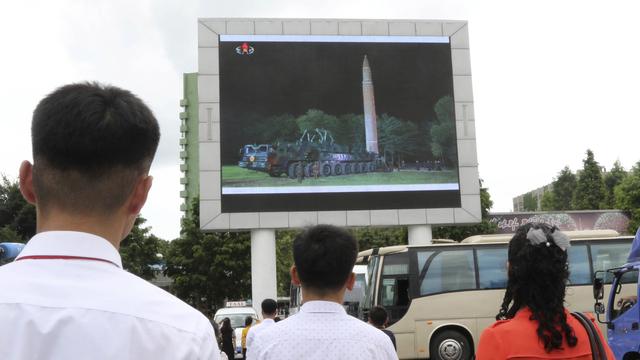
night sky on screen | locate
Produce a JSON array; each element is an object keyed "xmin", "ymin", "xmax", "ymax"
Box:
[{"xmin": 219, "ymin": 40, "xmax": 454, "ymax": 123}]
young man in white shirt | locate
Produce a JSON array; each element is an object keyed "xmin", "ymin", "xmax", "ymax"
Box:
[
  {"xmin": 0, "ymin": 82, "xmax": 219, "ymax": 360},
  {"xmin": 248, "ymin": 225, "xmax": 398, "ymax": 360},
  {"xmin": 245, "ymin": 298, "xmax": 278, "ymax": 351}
]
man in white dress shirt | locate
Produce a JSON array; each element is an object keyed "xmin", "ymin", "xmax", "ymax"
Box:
[
  {"xmin": 247, "ymin": 225, "xmax": 398, "ymax": 360},
  {"xmin": 0, "ymin": 82, "xmax": 219, "ymax": 360},
  {"xmin": 245, "ymin": 298, "xmax": 278, "ymax": 351}
]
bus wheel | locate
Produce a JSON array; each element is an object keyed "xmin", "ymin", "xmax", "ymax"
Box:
[{"xmin": 430, "ymin": 330, "xmax": 471, "ymax": 360}]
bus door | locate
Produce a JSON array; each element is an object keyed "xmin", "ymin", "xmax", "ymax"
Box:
[{"xmin": 378, "ymin": 252, "xmax": 411, "ymax": 324}]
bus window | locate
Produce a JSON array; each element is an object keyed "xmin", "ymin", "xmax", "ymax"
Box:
[
  {"xmin": 477, "ymin": 248, "xmax": 507, "ymax": 289},
  {"xmin": 591, "ymin": 243, "xmax": 637, "ymax": 283},
  {"xmin": 418, "ymin": 250, "xmax": 476, "ymax": 295},
  {"xmin": 567, "ymin": 245, "xmax": 590, "ymax": 285},
  {"xmin": 378, "ymin": 252, "xmax": 410, "ymax": 324}
]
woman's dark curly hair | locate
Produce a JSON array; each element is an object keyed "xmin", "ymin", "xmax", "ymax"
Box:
[{"xmin": 496, "ymin": 222, "xmax": 578, "ymax": 352}]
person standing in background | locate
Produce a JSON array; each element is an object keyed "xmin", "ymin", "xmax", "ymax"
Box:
[
  {"xmin": 241, "ymin": 316, "xmax": 254, "ymax": 359},
  {"xmin": 220, "ymin": 318, "xmax": 235, "ymax": 360},
  {"xmin": 245, "ymin": 298, "xmax": 278, "ymax": 350},
  {"xmin": 368, "ymin": 306, "xmax": 397, "ymax": 351}
]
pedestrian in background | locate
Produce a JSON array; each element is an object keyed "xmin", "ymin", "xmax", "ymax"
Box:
[
  {"xmin": 368, "ymin": 306, "xmax": 397, "ymax": 351},
  {"xmin": 476, "ymin": 223, "xmax": 614, "ymax": 359},
  {"xmin": 220, "ymin": 318, "xmax": 236, "ymax": 360},
  {"xmin": 248, "ymin": 225, "xmax": 397, "ymax": 360},
  {"xmin": 241, "ymin": 315, "xmax": 254, "ymax": 359},
  {"xmin": 245, "ymin": 298, "xmax": 278, "ymax": 351},
  {"xmin": 0, "ymin": 82, "xmax": 218, "ymax": 359}
]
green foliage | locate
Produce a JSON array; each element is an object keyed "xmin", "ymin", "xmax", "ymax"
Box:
[
  {"xmin": 573, "ymin": 149, "xmax": 606, "ymax": 210},
  {"xmin": 246, "ymin": 114, "xmax": 299, "ymax": 145},
  {"xmin": 552, "ymin": 167, "xmax": 577, "ymax": 210},
  {"xmin": 602, "ymin": 160, "xmax": 627, "ymax": 209},
  {"xmin": 0, "ymin": 225, "xmax": 23, "ymax": 243},
  {"xmin": 540, "ymin": 191, "xmax": 556, "ymax": 211},
  {"xmin": 120, "ymin": 217, "xmax": 168, "ymax": 280},
  {"xmin": 615, "ymin": 162, "xmax": 640, "ymax": 233},
  {"xmin": 275, "ymin": 230, "xmax": 297, "ymax": 297},
  {"xmin": 522, "ymin": 192, "xmax": 538, "ymax": 211},
  {"xmin": 167, "ymin": 199, "xmax": 251, "ymax": 312},
  {"xmin": 377, "ymin": 113, "xmax": 423, "ymax": 162},
  {"xmin": 430, "ymin": 96, "xmax": 457, "ymax": 165},
  {"xmin": 353, "ymin": 227, "xmax": 407, "ymax": 250},
  {"xmin": 433, "ymin": 182, "xmax": 497, "ymax": 241},
  {"xmin": 0, "ymin": 175, "xmax": 35, "ymax": 242}
]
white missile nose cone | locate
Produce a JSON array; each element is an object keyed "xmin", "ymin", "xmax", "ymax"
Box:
[{"xmin": 363, "ymin": 55, "xmax": 369, "ymax": 67}]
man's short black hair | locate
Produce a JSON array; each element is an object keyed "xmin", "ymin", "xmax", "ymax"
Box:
[
  {"xmin": 261, "ymin": 298, "xmax": 277, "ymax": 316},
  {"xmin": 293, "ymin": 224, "xmax": 358, "ymax": 293},
  {"xmin": 31, "ymin": 82, "xmax": 160, "ymax": 214},
  {"xmin": 368, "ymin": 306, "xmax": 388, "ymax": 327}
]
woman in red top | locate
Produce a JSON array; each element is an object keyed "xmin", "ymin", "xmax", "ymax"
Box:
[{"xmin": 476, "ymin": 223, "xmax": 614, "ymax": 359}]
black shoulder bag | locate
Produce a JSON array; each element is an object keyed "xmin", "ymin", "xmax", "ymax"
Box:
[{"xmin": 571, "ymin": 312, "xmax": 608, "ymax": 360}]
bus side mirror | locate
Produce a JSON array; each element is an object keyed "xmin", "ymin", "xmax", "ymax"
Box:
[
  {"xmin": 594, "ymin": 302, "xmax": 605, "ymax": 314},
  {"xmin": 593, "ymin": 276, "xmax": 604, "ymax": 301}
]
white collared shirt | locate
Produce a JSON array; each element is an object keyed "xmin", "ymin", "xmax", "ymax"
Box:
[
  {"xmin": 0, "ymin": 231, "xmax": 219, "ymax": 360},
  {"xmin": 246, "ymin": 318, "xmax": 275, "ymax": 349},
  {"xmin": 247, "ymin": 301, "xmax": 398, "ymax": 360}
]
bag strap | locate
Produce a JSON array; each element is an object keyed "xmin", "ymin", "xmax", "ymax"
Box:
[{"xmin": 571, "ymin": 312, "xmax": 607, "ymax": 360}]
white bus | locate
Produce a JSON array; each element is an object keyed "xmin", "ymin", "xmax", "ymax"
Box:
[
  {"xmin": 289, "ymin": 264, "xmax": 367, "ymax": 317},
  {"xmin": 357, "ymin": 230, "xmax": 636, "ymax": 360}
]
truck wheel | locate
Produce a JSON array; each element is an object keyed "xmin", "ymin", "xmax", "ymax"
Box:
[
  {"xmin": 333, "ymin": 163, "xmax": 343, "ymax": 176},
  {"xmin": 344, "ymin": 163, "xmax": 352, "ymax": 175},
  {"xmin": 321, "ymin": 162, "xmax": 332, "ymax": 177},
  {"xmin": 287, "ymin": 163, "xmax": 298, "ymax": 179},
  {"xmin": 430, "ymin": 330, "xmax": 471, "ymax": 360}
]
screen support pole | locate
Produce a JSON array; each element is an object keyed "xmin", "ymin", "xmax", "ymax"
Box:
[
  {"xmin": 251, "ymin": 229, "xmax": 277, "ymax": 314},
  {"xmin": 408, "ymin": 225, "xmax": 432, "ymax": 245}
]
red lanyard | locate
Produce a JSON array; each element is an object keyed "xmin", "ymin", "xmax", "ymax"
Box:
[{"xmin": 16, "ymin": 255, "xmax": 119, "ymax": 267}]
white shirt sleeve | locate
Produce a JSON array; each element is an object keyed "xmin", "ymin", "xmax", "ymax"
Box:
[
  {"xmin": 246, "ymin": 326, "xmax": 256, "ymax": 349},
  {"xmin": 197, "ymin": 323, "xmax": 221, "ymax": 360}
]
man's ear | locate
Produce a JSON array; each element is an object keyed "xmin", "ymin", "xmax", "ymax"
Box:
[
  {"xmin": 345, "ymin": 272, "xmax": 356, "ymax": 291},
  {"xmin": 19, "ymin": 161, "xmax": 37, "ymax": 205},
  {"xmin": 128, "ymin": 175, "xmax": 153, "ymax": 215},
  {"xmin": 290, "ymin": 265, "xmax": 301, "ymax": 286}
]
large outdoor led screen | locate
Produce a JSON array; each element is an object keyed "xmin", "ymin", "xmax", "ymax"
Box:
[{"xmin": 219, "ymin": 34, "xmax": 460, "ymax": 213}]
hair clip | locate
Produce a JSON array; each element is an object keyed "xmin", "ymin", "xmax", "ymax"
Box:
[
  {"xmin": 550, "ymin": 230, "xmax": 571, "ymax": 251},
  {"xmin": 526, "ymin": 228, "xmax": 548, "ymax": 246}
]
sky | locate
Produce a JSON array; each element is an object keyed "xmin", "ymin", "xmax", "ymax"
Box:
[{"xmin": 1, "ymin": 0, "xmax": 639, "ymax": 240}]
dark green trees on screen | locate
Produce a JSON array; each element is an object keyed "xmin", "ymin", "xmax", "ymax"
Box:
[
  {"xmin": 430, "ymin": 96, "xmax": 457, "ymax": 165},
  {"xmin": 572, "ymin": 150, "xmax": 606, "ymax": 210}
]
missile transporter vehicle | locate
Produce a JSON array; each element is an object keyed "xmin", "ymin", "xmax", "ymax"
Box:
[{"xmin": 238, "ymin": 128, "xmax": 386, "ymax": 178}]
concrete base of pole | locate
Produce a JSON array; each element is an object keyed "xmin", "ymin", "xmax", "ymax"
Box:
[
  {"xmin": 408, "ymin": 225, "xmax": 432, "ymax": 245},
  {"xmin": 250, "ymin": 229, "xmax": 277, "ymax": 316}
]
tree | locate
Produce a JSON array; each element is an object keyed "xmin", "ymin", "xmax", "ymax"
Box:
[
  {"xmin": 0, "ymin": 175, "xmax": 36, "ymax": 242},
  {"xmin": 573, "ymin": 149, "xmax": 606, "ymax": 210},
  {"xmin": 552, "ymin": 167, "xmax": 577, "ymax": 210},
  {"xmin": 540, "ymin": 190, "xmax": 556, "ymax": 211},
  {"xmin": 522, "ymin": 192, "xmax": 537, "ymax": 211},
  {"xmin": 377, "ymin": 114, "xmax": 422, "ymax": 163},
  {"xmin": 615, "ymin": 161, "xmax": 640, "ymax": 233},
  {"xmin": 602, "ymin": 160, "xmax": 627, "ymax": 209},
  {"xmin": 119, "ymin": 217, "xmax": 168, "ymax": 280},
  {"xmin": 429, "ymin": 96, "xmax": 457, "ymax": 165},
  {"xmin": 433, "ymin": 181, "xmax": 497, "ymax": 241},
  {"xmin": 275, "ymin": 230, "xmax": 296, "ymax": 297},
  {"xmin": 166, "ymin": 199, "xmax": 251, "ymax": 312}
]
